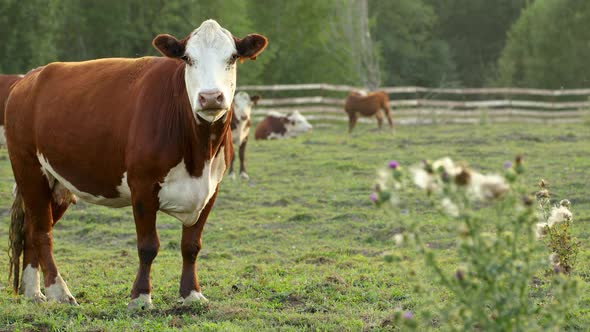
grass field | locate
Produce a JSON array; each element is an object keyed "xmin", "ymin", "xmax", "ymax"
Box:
[{"xmin": 0, "ymin": 121, "xmax": 589, "ymax": 331}]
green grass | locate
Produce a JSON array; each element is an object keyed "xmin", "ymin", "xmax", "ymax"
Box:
[{"xmin": 0, "ymin": 121, "xmax": 589, "ymax": 331}]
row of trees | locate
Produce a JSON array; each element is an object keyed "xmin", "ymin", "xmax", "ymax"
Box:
[{"xmin": 0, "ymin": 0, "xmax": 587, "ymax": 89}]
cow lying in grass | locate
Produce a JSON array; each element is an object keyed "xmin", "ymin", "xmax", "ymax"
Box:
[
  {"xmin": 344, "ymin": 90, "xmax": 393, "ymax": 133},
  {"xmin": 254, "ymin": 110, "xmax": 312, "ymax": 140},
  {"xmin": 229, "ymin": 91, "xmax": 260, "ymax": 180}
]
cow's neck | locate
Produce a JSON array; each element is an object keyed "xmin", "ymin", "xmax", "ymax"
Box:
[
  {"xmin": 166, "ymin": 62, "xmax": 231, "ymax": 177},
  {"xmin": 192, "ymin": 111, "xmax": 231, "ymax": 159}
]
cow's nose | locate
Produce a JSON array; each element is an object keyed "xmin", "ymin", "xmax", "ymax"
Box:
[{"xmin": 198, "ymin": 90, "xmax": 224, "ymax": 109}]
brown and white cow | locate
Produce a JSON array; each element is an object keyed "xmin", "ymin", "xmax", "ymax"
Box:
[
  {"xmin": 0, "ymin": 74, "xmax": 24, "ymax": 145},
  {"xmin": 228, "ymin": 91, "xmax": 259, "ymax": 180},
  {"xmin": 254, "ymin": 111, "xmax": 312, "ymax": 140},
  {"xmin": 344, "ymin": 90, "xmax": 393, "ymax": 133},
  {"xmin": 5, "ymin": 20, "xmax": 267, "ymax": 309}
]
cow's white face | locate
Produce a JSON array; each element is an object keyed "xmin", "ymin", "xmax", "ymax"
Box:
[
  {"xmin": 184, "ymin": 20, "xmax": 237, "ymax": 122},
  {"xmin": 152, "ymin": 19, "xmax": 268, "ymax": 124},
  {"xmin": 233, "ymin": 92, "xmax": 254, "ymax": 120},
  {"xmin": 286, "ymin": 111, "xmax": 313, "ymax": 136}
]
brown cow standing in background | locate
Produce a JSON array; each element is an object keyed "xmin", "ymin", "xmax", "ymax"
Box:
[
  {"xmin": 0, "ymin": 74, "xmax": 24, "ymax": 145},
  {"xmin": 344, "ymin": 90, "xmax": 393, "ymax": 133}
]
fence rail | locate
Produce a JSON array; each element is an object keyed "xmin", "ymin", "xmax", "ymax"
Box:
[{"xmin": 238, "ymin": 84, "xmax": 590, "ymax": 124}]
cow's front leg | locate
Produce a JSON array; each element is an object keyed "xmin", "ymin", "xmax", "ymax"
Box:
[
  {"xmin": 347, "ymin": 112, "xmax": 358, "ymax": 133},
  {"xmin": 228, "ymin": 149, "xmax": 237, "ymax": 180},
  {"xmin": 128, "ymin": 188, "xmax": 160, "ymax": 311},
  {"xmin": 179, "ymin": 190, "xmax": 218, "ymax": 305},
  {"xmin": 238, "ymin": 140, "xmax": 249, "ymax": 180}
]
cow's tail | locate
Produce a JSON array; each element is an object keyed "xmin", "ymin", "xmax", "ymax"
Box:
[{"xmin": 8, "ymin": 185, "xmax": 25, "ymax": 295}]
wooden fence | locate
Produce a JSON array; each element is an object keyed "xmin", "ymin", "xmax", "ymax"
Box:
[{"xmin": 237, "ymin": 84, "xmax": 590, "ymax": 125}]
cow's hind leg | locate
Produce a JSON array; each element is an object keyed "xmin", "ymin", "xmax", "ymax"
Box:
[
  {"xmin": 20, "ymin": 215, "xmax": 45, "ymax": 302},
  {"xmin": 384, "ymin": 106, "xmax": 394, "ymax": 129},
  {"xmin": 375, "ymin": 110, "xmax": 384, "ymax": 130},
  {"xmin": 11, "ymin": 187, "xmax": 44, "ymax": 302},
  {"xmin": 179, "ymin": 190, "xmax": 218, "ymax": 305},
  {"xmin": 13, "ymin": 165, "xmax": 77, "ymax": 304}
]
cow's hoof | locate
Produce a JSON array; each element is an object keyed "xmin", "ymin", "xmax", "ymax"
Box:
[
  {"xmin": 45, "ymin": 274, "xmax": 77, "ymax": 305},
  {"xmin": 26, "ymin": 292, "xmax": 47, "ymax": 303},
  {"xmin": 49, "ymin": 294, "xmax": 78, "ymax": 305},
  {"xmin": 228, "ymin": 172, "xmax": 237, "ymax": 180},
  {"xmin": 127, "ymin": 294, "xmax": 153, "ymax": 311},
  {"xmin": 239, "ymin": 172, "xmax": 249, "ymax": 180},
  {"xmin": 181, "ymin": 291, "xmax": 208, "ymax": 306}
]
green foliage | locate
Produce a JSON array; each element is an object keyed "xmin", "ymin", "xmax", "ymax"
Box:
[
  {"xmin": 427, "ymin": 0, "xmax": 528, "ymax": 87},
  {"xmin": 0, "ymin": 0, "xmax": 62, "ymax": 73},
  {"xmin": 0, "ymin": 0, "xmax": 547, "ymax": 87},
  {"xmin": 0, "ymin": 0, "xmax": 268, "ymax": 84},
  {"xmin": 247, "ymin": 0, "xmax": 357, "ymax": 85},
  {"xmin": 3, "ymin": 0, "xmax": 590, "ymax": 89},
  {"xmin": 371, "ymin": 0, "xmax": 456, "ymax": 87},
  {"xmin": 496, "ymin": 0, "xmax": 590, "ymax": 88}
]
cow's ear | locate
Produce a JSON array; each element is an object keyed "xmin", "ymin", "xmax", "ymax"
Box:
[
  {"xmin": 153, "ymin": 34, "xmax": 187, "ymax": 59},
  {"xmin": 250, "ymin": 95, "xmax": 261, "ymax": 105},
  {"xmin": 234, "ymin": 34, "xmax": 268, "ymax": 61}
]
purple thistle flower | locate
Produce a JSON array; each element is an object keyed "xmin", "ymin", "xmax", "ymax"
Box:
[
  {"xmin": 370, "ymin": 193, "xmax": 378, "ymax": 202},
  {"xmin": 503, "ymin": 161, "xmax": 512, "ymax": 169},
  {"xmin": 402, "ymin": 311, "xmax": 413, "ymax": 319},
  {"xmin": 388, "ymin": 160, "xmax": 400, "ymax": 169}
]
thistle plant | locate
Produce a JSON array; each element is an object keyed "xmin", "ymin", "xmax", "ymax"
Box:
[
  {"xmin": 535, "ymin": 180, "xmax": 580, "ymax": 274},
  {"xmin": 371, "ymin": 156, "xmax": 578, "ymax": 331}
]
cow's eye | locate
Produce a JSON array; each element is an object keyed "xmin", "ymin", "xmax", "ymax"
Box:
[{"xmin": 181, "ymin": 55, "xmax": 193, "ymax": 66}]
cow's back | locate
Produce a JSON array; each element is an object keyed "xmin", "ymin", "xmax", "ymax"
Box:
[{"xmin": 5, "ymin": 57, "xmax": 184, "ymax": 199}]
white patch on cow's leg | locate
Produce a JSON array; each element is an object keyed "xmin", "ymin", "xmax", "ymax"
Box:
[
  {"xmin": 45, "ymin": 273, "xmax": 78, "ymax": 305},
  {"xmin": 127, "ymin": 293, "xmax": 153, "ymax": 311},
  {"xmin": 181, "ymin": 290, "xmax": 208, "ymax": 305},
  {"xmin": 239, "ymin": 171, "xmax": 249, "ymax": 180},
  {"xmin": 22, "ymin": 264, "xmax": 46, "ymax": 302},
  {"xmin": 229, "ymin": 171, "xmax": 237, "ymax": 180}
]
